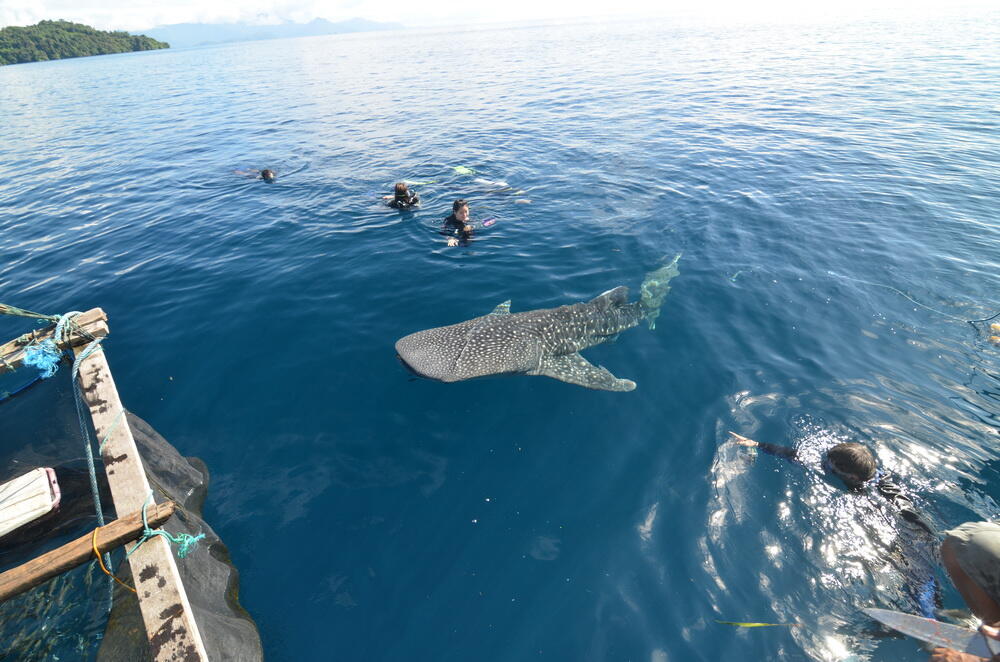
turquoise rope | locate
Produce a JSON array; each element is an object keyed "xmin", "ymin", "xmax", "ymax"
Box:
[
  {"xmin": 126, "ymin": 492, "xmax": 205, "ymax": 559},
  {"xmin": 53, "ymin": 317, "xmax": 116, "ymax": 606},
  {"xmin": 69, "ymin": 334, "xmax": 115, "ymax": 608},
  {"xmin": 0, "ymin": 304, "xmax": 59, "ymax": 321},
  {"xmin": 98, "ymin": 409, "xmax": 126, "ymax": 452},
  {"xmin": 54, "ymin": 311, "xmax": 83, "ymax": 344}
]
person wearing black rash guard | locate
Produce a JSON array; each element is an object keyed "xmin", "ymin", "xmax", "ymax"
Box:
[
  {"xmin": 385, "ymin": 182, "xmax": 419, "ymax": 209},
  {"xmin": 234, "ymin": 168, "xmax": 276, "ymax": 182},
  {"xmin": 442, "ymin": 199, "xmax": 473, "ymax": 247},
  {"xmin": 730, "ymin": 432, "xmax": 935, "ymax": 532},
  {"xmin": 728, "ymin": 431, "xmax": 940, "ymax": 616}
]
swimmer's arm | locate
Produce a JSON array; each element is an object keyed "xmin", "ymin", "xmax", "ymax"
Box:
[
  {"xmin": 757, "ymin": 442, "xmax": 798, "ymax": 460},
  {"xmin": 728, "ymin": 431, "xmax": 799, "ymax": 461},
  {"xmin": 876, "ymin": 477, "xmax": 937, "ymax": 534}
]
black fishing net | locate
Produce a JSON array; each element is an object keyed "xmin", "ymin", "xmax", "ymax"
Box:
[{"xmin": 0, "ymin": 357, "xmax": 261, "ymax": 661}]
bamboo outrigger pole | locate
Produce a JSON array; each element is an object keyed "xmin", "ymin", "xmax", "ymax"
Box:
[{"xmin": 0, "ymin": 502, "xmax": 176, "ymax": 602}]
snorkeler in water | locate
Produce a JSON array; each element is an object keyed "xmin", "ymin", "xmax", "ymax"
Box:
[
  {"xmin": 730, "ymin": 432, "xmax": 935, "ymax": 531},
  {"xmin": 729, "ymin": 430, "xmax": 940, "ymax": 616},
  {"xmin": 442, "ymin": 199, "xmax": 474, "ymax": 247},
  {"xmin": 234, "ymin": 168, "xmax": 277, "ymax": 182},
  {"xmin": 384, "ymin": 182, "xmax": 419, "ymax": 209}
]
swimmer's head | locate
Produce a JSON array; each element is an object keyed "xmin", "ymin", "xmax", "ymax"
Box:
[
  {"xmin": 824, "ymin": 442, "xmax": 877, "ymax": 489},
  {"xmin": 261, "ymin": 169, "xmax": 276, "ymax": 182},
  {"xmin": 394, "ymin": 182, "xmax": 409, "ymax": 200},
  {"xmin": 453, "ymin": 199, "xmax": 469, "ymax": 223}
]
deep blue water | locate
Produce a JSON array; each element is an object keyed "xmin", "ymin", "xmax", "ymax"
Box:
[{"xmin": 2, "ymin": 14, "xmax": 1000, "ymax": 661}]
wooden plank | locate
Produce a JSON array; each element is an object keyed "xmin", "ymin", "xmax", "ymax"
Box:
[
  {"xmin": 74, "ymin": 346, "xmax": 209, "ymax": 662},
  {"xmin": 0, "ymin": 502, "xmax": 175, "ymax": 602},
  {"xmin": 0, "ymin": 308, "xmax": 108, "ymax": 376},
  {"xmin": 0, "ymin": 467, "xmax": 61, "ymax": 538}
]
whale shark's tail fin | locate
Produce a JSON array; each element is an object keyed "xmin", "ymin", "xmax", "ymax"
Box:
[{"xmin": 640, "ymin": 253, "xmax": 682, "ymax": 330}]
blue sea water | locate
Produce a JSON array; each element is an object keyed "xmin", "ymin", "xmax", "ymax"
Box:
[{"xmin": 1, "ymin": 13, "xmax": 1000, "ymax": 661}]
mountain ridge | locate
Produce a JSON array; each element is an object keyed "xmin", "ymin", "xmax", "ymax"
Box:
[{"xmin": 138, "ymin": 18, "xmax": 403, "ymax": 49}]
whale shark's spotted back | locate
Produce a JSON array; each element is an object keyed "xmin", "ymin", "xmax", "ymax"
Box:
[
  {"xmin": 395, "ymin": 257, "xmax": 681, "ymax": 391},
  {"xmin": 396, "ymin": 314, "xmax": 541, "ymax": 381}
]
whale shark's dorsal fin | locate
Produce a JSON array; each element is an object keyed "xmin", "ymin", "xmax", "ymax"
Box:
[
  {"xmin": 532, "ymin": 352, "xmax": 636, "ymax": 392},
  {"xmin": 588, "ymin": 286, "xmax": 629, "ymax": 310},
  {"xmin": 489, "ymin": 300, "xmax": 512, "ymax": 316}
]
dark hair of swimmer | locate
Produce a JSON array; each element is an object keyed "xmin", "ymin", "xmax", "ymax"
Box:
[
  {"xmin": 394, "ymin": 182, "xmax": 409, "ymax": 200},
  {"xmin": 261, "ymin": 169, "xmax": 276, "ymax": 181},
  {"xmin": 825, "ymin": 442, "xmax": 877, "ymax": 489},
  {"xmin": 452, "ymin": 198, "xmax": 468, "ymax": 212}
]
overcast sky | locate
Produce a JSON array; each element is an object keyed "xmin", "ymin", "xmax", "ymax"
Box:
[{"xmin": 0, "ymin": 0, "xmax": 995, "ymax": 32}]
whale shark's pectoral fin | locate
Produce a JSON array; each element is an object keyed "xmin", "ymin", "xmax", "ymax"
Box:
[
  {"xmin": 489, "ymin": 300, "xmax": 512, "ymax": 316},
  {"xmin": 533, "ymin": 353, "xmax": 636, "ymax": 392}
]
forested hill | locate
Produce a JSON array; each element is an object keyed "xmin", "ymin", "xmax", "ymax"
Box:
[{"xmin": 0, "ymin": 20, "xmax": 168, "ymax": 66}]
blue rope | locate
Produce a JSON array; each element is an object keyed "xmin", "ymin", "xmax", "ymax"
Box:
[
  {"xmin": 126, "ymin": 492, "xmax": 205, "ymax": 559},
  {"xmin": 22, "ymin": 340, "xmax": 62, "ymax": 378},
  {"xmin": 6, "ymin": 311, "xmax": 83, "ymax": 381}
]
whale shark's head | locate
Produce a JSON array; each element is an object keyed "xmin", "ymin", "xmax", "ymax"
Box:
[{"xmin": 395, "ymin": 323, "xmax": 470, "ymax": 382}]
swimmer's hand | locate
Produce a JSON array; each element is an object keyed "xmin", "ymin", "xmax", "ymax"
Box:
[
  {"xmin": 728, "ymin": 431, "xmax": 759, "ymax": 448},
  {"xmin": 929, "ymin": 648, "xmax": 995, "ymax": 662},
  {"xmin": 929, "ymin": 627, "xmax": 1000, "ymax": 662},
  {"xmin": 447, "ymin": 237, "xmax": 459, "ymax": 247}
]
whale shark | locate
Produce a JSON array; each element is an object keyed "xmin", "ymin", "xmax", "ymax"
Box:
[{"xmin": 395, "ymin": 255, "xmax": 681, "ymax": 392}]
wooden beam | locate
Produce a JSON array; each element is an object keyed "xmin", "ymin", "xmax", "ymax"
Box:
[
  {"xmin": 74, "ymin": 345, "xmax": 209, "ymax": 662},
  {"xmin": 0, "ymin": 502, "xmax": 175, "ymax": 603},
  {"xmin": 0, "ymin": 308, "xmax": 108, "ymax": 376}
]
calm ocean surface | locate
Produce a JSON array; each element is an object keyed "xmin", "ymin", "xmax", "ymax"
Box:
[{"xmin": 1, "ymin": 14, "xmax": 999, "ymax": 661}]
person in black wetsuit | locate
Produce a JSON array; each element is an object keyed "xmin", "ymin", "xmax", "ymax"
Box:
[
  {"xmin": 729, "ymin": 432, "xmax": 931, "ymax": 525},
  {"xmin": 234, "ymin": 168, "xmax": 276, "ymax": 182},
  {"xmin": 385, "ymin": 182, "xmax": 419, "ymax": 209},
  {"xmin": 728, "ymin": 430, "xmax": 940, "ymax": 616},
  {"xmin": 442, "ymin": 199, "xmax": 473, "ymax": 247}
]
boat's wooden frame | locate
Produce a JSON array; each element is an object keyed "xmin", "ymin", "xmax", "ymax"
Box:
[{"xmin": 0, "ymin": 308, "xmax": 209, "ymax": 661}]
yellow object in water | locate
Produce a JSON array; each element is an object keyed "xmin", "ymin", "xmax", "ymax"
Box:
[
  {"xmin": 990, "ymin": 322, "xmax": 1000, "ymax": 333},
  {"xmin": 989, "ymin": 335, "xmax": 1000, "ymax": 346},
  {"xmin": 716, "ymin": 620, "xmax": 797, "ymax": 628}
]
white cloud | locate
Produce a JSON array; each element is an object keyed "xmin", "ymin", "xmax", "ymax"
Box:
[{"xmin": 0, "ymin": 0, "xmax": 996, "ymax": 32}]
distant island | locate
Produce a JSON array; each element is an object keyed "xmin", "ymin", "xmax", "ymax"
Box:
[
  {"xmin": 0, "ymin": 20, "xmax": 168, "ymax": 66},
  {"xmin": 140, "ymin": 18, "xmax": 403, "ymax": 50}
]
